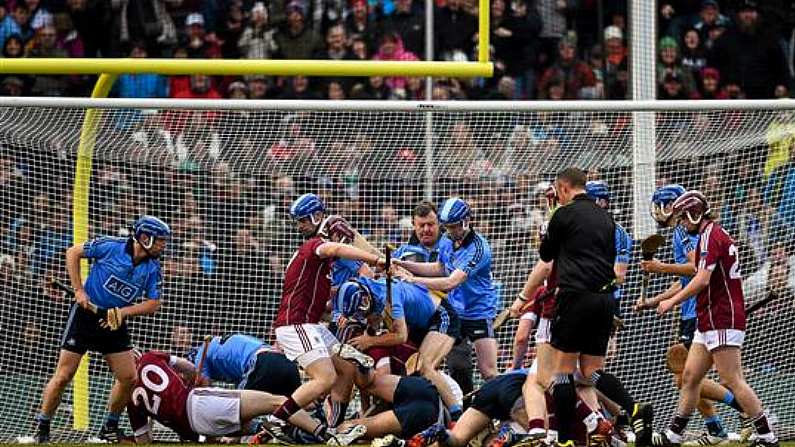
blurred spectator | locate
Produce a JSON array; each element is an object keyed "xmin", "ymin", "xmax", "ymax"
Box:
[
  {"xmin": 679, "ymin": 28, "xmax": 707, "ymax": 78},
  {"xmin": 658, "ymin": 69, "xmax": 691, "ymax": 100},
  {"xmin": 278, "ymin": 75, "xmax": 321, "ymax": 99},
  {"xmin": 247, "ymin": 75, "xmax": 279, "ymax": 99},
  {"xmin": 436, "ymin": 0, "xmax": 477, "ymax": 61},
  {"xmin": 373, "ymin": 33, "xmax": 418, "ymax": 90},
  {"xmin": 26, "ymin": 26, "xmax": 69, "ymax": 97},
  {"xmin": 537, "ymin": 0, "xmax": 574, "ymax": 67},
  {"xmin": 227, "ymin": 80, "xmax": 248, "ymax": 99},
  {"xmin": 66, "ymin": 0, "xmax": 118, "ymax": 57},
  {"xmin": 666, "ymin": 0, "xmax": 731, "ymax": 42},
  {"xmin": 217, "ymin": 2, "xmax": 245, "ymax": 59},
  {"xmin": 238, "ymin": 2, "xmax": 279, "ymax": 59},
  {"xmin": 314, "ymin": 24, "xmax": 353, "ymax": 60},
  {"xmin": 708, "ymin": 0, "xmax": 788, "ymax": 99},
  {"xmin": 26, "ymin": 0, "xmax": 53, "ymax": 33},
  {"xmin": 171, "ymin": 74, "xmax": 222, "ymax": 99},
  {"xmin": 1, "ymin": 34, "xmax": 32, "ymax": 95},
  {"xmin": 345, "ymin": 0, "xmax": 376, "ymax": 50},
  {"xmin": 489, "ymin": 0, "xmax": 533, "ymax": 82},
  {"xmin": 325, "ymin": 80, "xmax": 347, "ymax": 99},
  {"xmin": 120, "ymin": 0, "xmax": 178, "ymax": 56},
  {"xmin": 274, "ymin": 0, "xmax": 322, "ymax": 59},
  {"xmin": 183, "ymin": 12, "xmax": 220, "ymax": 58},
  {"xmin": 537, "ymin": 36, "xmax": 595, "ymax": 99},
  {"xmin": 765, "ymin": 147, "xmax": 795, "ymax": 237},
  {"xmin": 382, "ymin": 0, "xmax": 425, "ymax": 58},
  {"xmin": 697, "ymin": 67, "xmax": 722, "ymax": 99},
  {"xmin": 656, "ymin": 36, "xmax": 697, "ymax": 96},
  {"xmin": 0, "ymin": 4, "xmax": 31, "ymax": 50},
  {"xmin": 114, "ymin": 42, "xmax": 168, "ymax": 98},
  {"xmin": 602, "ymin": 25, "xmax": 628, "ymax": 99}
]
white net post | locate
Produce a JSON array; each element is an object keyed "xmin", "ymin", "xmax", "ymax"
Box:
[{"xmin": 0, "ymin": 99, "xmax": 793, "ymax": 442}]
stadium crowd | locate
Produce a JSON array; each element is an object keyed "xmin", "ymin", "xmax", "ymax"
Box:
[{"xmin": 0, "ymin": 0, "xmax": 792, "ymax": 100}]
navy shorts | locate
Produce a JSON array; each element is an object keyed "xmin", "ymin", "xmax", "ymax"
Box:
[
  {"xmin": 470, "ymin": 372, "xmax": 525, "ymax": 421},
  {"xmin": 409, "ymin": 298, "xmax": 461, "ymax": 346},
  {"xmin": 60, "ymin": 304, "xmax": 132, "ymax": 355},
  {"xmin": 243, "ymin": 351, "xmax": 301, "ymax": 396},
  {"xmin": 393, "ymin": 376, "xmax": 441, "ymax": 438},
  {"xmin": 679, "ymin": 318, "xmax": 697, "ymax": 349},
  {"xmin": 459, "ymin": 318, "xmax": 495, "ymax": 342}
]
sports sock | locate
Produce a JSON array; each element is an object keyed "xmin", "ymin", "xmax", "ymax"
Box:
[
  {"xmin": 274, "ymin": 397, "xmax": 301, "ymax": 422},
  {"xmin": 704, "ymin": 415, "xmax": 727, "ymax": 437},
  {"xmin": 551, "ymin": 374, "xmax": 577, "ymax": 444},
  {"xmin": 751, "ymin": 411, "xmax": 777, "ymax": 441},
  {"xmin": 575, "ymin": 398, "xmax": 603, "ymax": 433},
  {"xmin": 35, "ymin": 413, "xmax": 51, "ymax": 424},
  {"xmin": 591, "ymin": 370, "xmax": 634, "ymax": 416},
  {"xmin": 327, "ymin": 399, "xmax": 348, "ymax": 427},
  {"xmin": 721, "ymin": 390, "xmax": 744, "ymax": 413},
  {"xmin": 669, "ymin": 413, "xmax": 691, "ymax": 436},
  {"xmin": 527, "ymin": 418, "xmax": 545, "ymax": 434},
  {"xmin": 313, "ymin": 423, "xmax": 329, "ymax": 441},
  {"xmin": 104, "ymin": 412, "xmax": 121, "ymax": 428}
]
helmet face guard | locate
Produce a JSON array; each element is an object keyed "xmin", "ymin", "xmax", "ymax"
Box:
[{"xmin": 650, "ymin": 201, "xmax": 675, "ymax": 226}]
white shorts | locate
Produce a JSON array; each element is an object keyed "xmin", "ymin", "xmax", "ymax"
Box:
[
  {"xmin": 535, "ymin": 317, "xmax": 552, "ymax": 344},
  {"xmin": 528, "ymin": 358, "xmax": 585, "ymax": 383},
  {"xmin": 520, "ymin": 311, "xmax": 538, "ymax": 322},
  {"xmin": 275, "ymin": 323, "xmax": 338, "ymax": 368},
  {"xmin": 692, "ymin": 329, "xmax": 745, "ymax": 351},
  {"xmin": 187, "ymin": 388, "xmax": 241, "ymax": 437}
]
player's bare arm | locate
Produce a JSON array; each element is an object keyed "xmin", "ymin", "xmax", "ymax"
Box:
[
  {"xmin": 658, "ymin": 267, "xmax": 711, "ymax": 315},
  {"xmin": 398, "ymin": 268, "xmax": 467, "ymax": 292},
  {"xmin": 614, "ymin": 261, "xmax": 628, "ymax": 284},
  {"xmin": 392, "ymin": 258, "xmax": 446, "ymax": 277},
  {"xmin": 509, "ymin": 259, "xmax": 551, "ymax": 317},
  {"xmin": 65, "ymin": 244, "xmax": 91, "ymax": 310},
  {"xmin": 349, "ymin": 317, "xmax": 408, "ymax": 351},
  {"xmin": 641, "ymin": 250, "xmax": 696, "ymax": 277},
  {"xmin": 636, "ymin": 279, "xmax": 681, "ymax": 311},
  {"xmin": 317, "ymin": 241, "xmax": 384, "ymax": 267}
]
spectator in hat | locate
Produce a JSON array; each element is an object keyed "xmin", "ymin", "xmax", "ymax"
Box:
[
  {"xmin": 274, "ymin": 0, "xmax": 322, "ymax": 59},
  {"xmin": 537, "ymin": 35, "xmax": 596, "ymax": 99},
  {"xmin": 658, "ymin": 68, "xmax": 691, "ymax": 100},
  {"xmin": 698, "ymin": 67, "xmax": 722, "ymax": 99},
  {"xmin": 114, "ymin": 42, "xmax": 168, "ymax": 98},
  {"xmin": 603, "ymin": 25, "xmax": 628, "ymax": 99},
  {"xmin": 184, "ymin": 12, "xmax": 220, "ymax": 58},
  {"xmin": 667, "ymin": 0, "xmax": 732, "ymax": 42},
  {"xmin": 656, "ymin": 36, "xmax": 697, "ymax": 95},
  {"xmin": 238, "ymin": 2, "xmax": 279, "ymax": 59},
  {"xmin": 373, "ymin": 32, "xmax": 419, "ymax": 90},
  {"xmin": 227, "ymin": 81, "xmax": 248, "ymax": 99},
  {"xmin": 708, "ymin": 0, "xmax": 788, "ymax": 99}
]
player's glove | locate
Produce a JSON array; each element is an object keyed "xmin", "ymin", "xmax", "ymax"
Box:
[
  {"xmin": 97, "ymin": 307, "xmax": 125, "ymax": 331},
  {"xmin": 326, "ymin": 215, "xmax": 356, "ymax": 243}
]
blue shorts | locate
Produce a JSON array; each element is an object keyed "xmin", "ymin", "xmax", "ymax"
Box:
[
  {"xmin": 409, "ymin": 298, "xmax": 461, "ymax": 345},
  {"xmin": 470, "ymin": 373, "xmax": 525, "ymax": 421},
  {"xmin": 679, "ymin": 318, "xmax": 697, "ymax": 349},
  {"xmin": 393, "ymin": 376, "xmax": 441, "ymax": 438}
]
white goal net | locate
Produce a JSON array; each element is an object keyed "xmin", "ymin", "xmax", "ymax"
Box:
[{"xmin": 0, "ymin": 99, "xmax": 793, "ymax": 442}]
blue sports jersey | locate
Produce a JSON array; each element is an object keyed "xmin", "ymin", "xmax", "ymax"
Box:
[
  {"xmin": 194, "ymin": 334, "xmax": 270, "ymax": 387},
  {"xmin": 673, "ymin": 225, "xmax": 698, "ymax": 320},
  {"xmin": 613, "ymin": 223, "xmax": 633, "ymax": 305},
  {"xmin": 439, "ymin": 232, "xmax": 497, "ymax": 320},
  {"xmin": 82, "ymin": 237, "xmax": 162, "ymax": 309},
  {"xmin": 362, "ymin": 277, "xmax": 438, "ymax": 330}
]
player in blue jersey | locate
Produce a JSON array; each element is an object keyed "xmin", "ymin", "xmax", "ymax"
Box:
[
  {"xmin": 394, "ymin": 198, "xmax": 499, "ymax": 400},
  {"xmin": 188, "ymin": 333, "xmax": 301, "ymax": 395},
  {"xmin": 30, "ymin": 216, "xmax": 170, "ymax": 443},
  {"xmin": 638, "ymin": 185, "xmax": 749, "ymax": 446},
  {"xmin": 335, "ymin": 277, "xmax": 462, "ymax": 419}
]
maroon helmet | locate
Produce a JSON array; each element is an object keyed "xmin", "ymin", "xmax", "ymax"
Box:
[
  {"xmin": 319, "ymin": 215, "xmax": 356, "ymax": 243},
  {"xmin": 672, "ymin": 190, "xmax": 711, "ymax": 225}
]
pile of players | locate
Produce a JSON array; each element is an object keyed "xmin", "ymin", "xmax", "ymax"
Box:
[{"xmin": 25, "ymin": 169, "xmax": 779, "ymax": 447}]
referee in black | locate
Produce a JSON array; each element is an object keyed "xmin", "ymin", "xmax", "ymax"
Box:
[{"xmin": 529, "ymin": 168, "xmax": 617, "ymax": 447}]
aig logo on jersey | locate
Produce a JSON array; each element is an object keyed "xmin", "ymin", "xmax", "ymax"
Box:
[{"xmin": 103, "ymin": 274, "xmax": 141, "ymax": 302}]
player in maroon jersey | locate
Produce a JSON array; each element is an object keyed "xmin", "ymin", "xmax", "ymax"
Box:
[
  {"xmin": 272, "ymin": 193, "xmax": 385, "ymax": 428},
  {"xmin": 654, "ymin": 191, "xmax": 778, "ymax": 447},
  {"xmin": 127, "ymin": 351, "xmax": 366, "ymax": 445}
]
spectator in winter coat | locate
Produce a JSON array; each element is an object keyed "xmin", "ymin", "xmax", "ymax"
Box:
[
  {"xmin": 537, "ymin": 36, "xmax": 596, "ymax": 99},
  {"xmin": 238, "ymin": 2, "xmax": 279, "ymax": 59},
  {"xmin": 373, "ymin": 33, "xmax": 419, "ymax": 90}
]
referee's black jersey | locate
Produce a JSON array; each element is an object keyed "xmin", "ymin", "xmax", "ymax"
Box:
[{"xmin": 539, "ymin": 193, "xmax": 617, "ymax": 293}]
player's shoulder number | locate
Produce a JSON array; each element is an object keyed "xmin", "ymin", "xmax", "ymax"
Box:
[{"xmin": 132, "ymin": 363, "xmax": 171, "ymax": 415}]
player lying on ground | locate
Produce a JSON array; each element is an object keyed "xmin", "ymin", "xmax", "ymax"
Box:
[
  {"xmin": 336, "ymin": 276, "xmax": 462, "ymax": 416},
  {"xmin": 638, "ymin": 184, "xmax": 750, "ymax": 446},
  {"xmin": 653, "ymin": 191, "xmax": 778, "ymax": 447},
  {"xmin": 271, "ymin": 193, "xmax": 383, "ymax": 428},
  {"xmin": 127, "ymin": 350, "xmax": 366, "ymax": 445},
  {"xmin": 188, "ymin": 333, "xmax": 300, "ymax": 396},
  {"xmin": 394, "ymin": 197, "xmax": 499, "ymax": 408},
  {"xmin": 30, "ymin": 216, "xmax": 170, "ymax": 443}
]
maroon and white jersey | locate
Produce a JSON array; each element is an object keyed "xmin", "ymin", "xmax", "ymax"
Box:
[
  {"xmin": 127, "ymin": 351, "xmax": 198, "ymax": 442},
  {"xmin": 273, "ymin": 237, "xmax": 332, "ymax": 328},
  {"xmin": 695, "ymin": 221, "xmax": 746, "ymax": 332}
]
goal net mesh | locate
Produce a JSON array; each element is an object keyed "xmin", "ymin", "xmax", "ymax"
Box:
[{"xmin": 0, "ymin": 103, "xmax": 793, "ymax": 442}]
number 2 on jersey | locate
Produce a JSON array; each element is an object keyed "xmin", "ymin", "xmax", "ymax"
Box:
[
  {"xmin": 132, "ymin": 364, "xmax": 170, "ymax": 415},
  {"xmin": 728, "ymin": 244, "xmax": 741, "ymax": 279}
]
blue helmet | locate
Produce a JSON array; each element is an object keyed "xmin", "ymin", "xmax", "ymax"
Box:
[
  {"xmin": 134, "ymin": 215, "xmax": 171, "ymax": 248},
  {"xmin": 439, "ymin": 197, "xmax": 471, "ymax": 225},
  {"xmin": 650, "ymin": 184, "xmax": 687, "ymax": 225},
  {"xmin": 289, "ymin": 193, "xmax": 326, "ymax": 220},
  {"xmin": 585, "ymin": 180, "xmax": 610, "ymax": 202},
  {"xmin": 336, "ymin": 280, "xmax": 375, "ymax": 320}
]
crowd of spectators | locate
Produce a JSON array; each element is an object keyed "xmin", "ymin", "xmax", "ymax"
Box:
[{"xmin": 0, "ymin": 0, "xmax": 792, "ymax": 99}]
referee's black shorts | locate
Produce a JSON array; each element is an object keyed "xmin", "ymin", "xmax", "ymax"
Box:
[
  {"xmin": 551, "ymin": 290, "xmax": 615, "ymax": 356},
  {"xmin": 60, "ymin": 304, "xmax": 132, "ymax": 355}
]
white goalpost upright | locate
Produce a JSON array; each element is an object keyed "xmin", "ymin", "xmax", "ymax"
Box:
[{"xmin": 0, "ymin": 98, "xmax": 794, "ymax": 442}]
